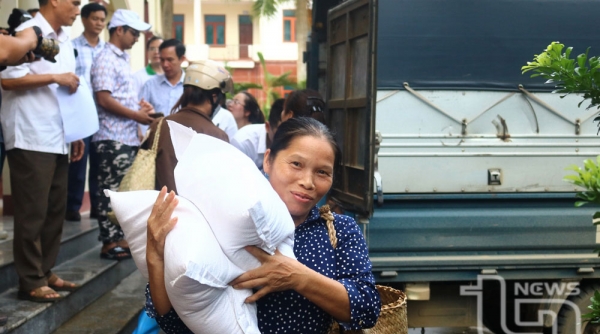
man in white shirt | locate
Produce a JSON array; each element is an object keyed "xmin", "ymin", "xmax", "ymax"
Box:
[
  {"xmin": 0, "ymin": 0, "xmax": 84, "ymax": 302},
  {"xmin": 231, "ymin": 98, "xmax": 284, "ymax": 171}
]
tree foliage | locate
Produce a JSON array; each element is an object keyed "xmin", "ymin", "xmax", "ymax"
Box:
[
  {"xmin": 522, "ymin": 42, "xmax": 600, "ymax": 111},
  {"xmin": 582, "ymin": 290, "xmax": 600, "ymax": 324},
  {"xmin": 257, "ymin": 51, "xmax": 296, "ymax": 116},
  {"xmin": 564, "ymin": 157, "xmax": 600, "ymax": 208}
]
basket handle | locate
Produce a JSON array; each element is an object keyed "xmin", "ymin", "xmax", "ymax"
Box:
[{"xmin": 150, "ymin": 119, "xmax": 163, "ymax": 152}]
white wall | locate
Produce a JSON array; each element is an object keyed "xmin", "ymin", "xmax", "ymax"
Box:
[
  {"xmin": 170, "ymin": 0, "xmax": 298, "ymax": 62},
  {"xmin": 256, "ymin": 2, "xmax": 297, "ymax": 61}
]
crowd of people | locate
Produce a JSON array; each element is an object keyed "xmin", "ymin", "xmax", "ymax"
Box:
[{"xmin": 0, "ymin": 1, "xmax": 381, "ymax": 332}]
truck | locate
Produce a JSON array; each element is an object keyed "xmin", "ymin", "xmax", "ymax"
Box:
[{"xmin": 306, "ymin": 0, "xmax": 600, "ymax": 333}]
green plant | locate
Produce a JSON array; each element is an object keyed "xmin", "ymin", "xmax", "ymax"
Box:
[
  {"xmin": 565, "ymin": 159, "xmax": 600, "ymax": 324},
  {"xmin": 582, "ymin": 290, "xmax": 600, "ymax": 325},
  {"xmin": 535, "ymin": 44, "xmax": 600, "ymax": 325},
  {"xmin": 564, "ymin": 157, "xmax": 600, "ymax": 208},
  {"xmin": 257, "ymin": 51, "xmax": 296, "ymax": 116},
  {"xmin": 522, "ymin": 42, "xmax": 600, "ymax": 111}
]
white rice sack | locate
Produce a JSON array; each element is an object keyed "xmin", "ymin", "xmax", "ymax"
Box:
[
  {"xmin": 173, "ymin": 131, "xmax": 296, "ymax": 271},
  {"xmin": 104, "ymin": 189, "xmax": 154, "ymax": 277},
  {"xmin": 105, "ymin": 189, "xmax": 260, "ymax": 334}
]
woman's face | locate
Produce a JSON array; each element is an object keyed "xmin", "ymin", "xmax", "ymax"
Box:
[
  {"xmin": 229, "ymin": 93, "xmax": 249, "ymax": 123},
  {"xmin": 148, "ymin": 39, "xmax": 163, "ymax": 66},
  {"xmin": 264, "ymin": 135, "xmax": 335, "ymax": 225}
]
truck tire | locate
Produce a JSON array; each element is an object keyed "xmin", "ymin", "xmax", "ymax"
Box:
[{"xmin": 555, "ymin": 284, "xmax": 600, "ymax": 334}]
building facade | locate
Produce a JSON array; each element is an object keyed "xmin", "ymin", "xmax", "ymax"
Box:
[{"xmin": 0, "ymin": 0, "xmax": 300, "ymax": 213}]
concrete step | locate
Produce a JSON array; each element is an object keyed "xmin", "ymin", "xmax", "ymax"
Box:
[
  {"xmin": 52, "ymin": 270, "xmax": 147, "ymax": 334},
  {"xmin": 0, "ymin": 246, "xmax": 137, "ymax": 334},
  {"xmin": 0, "ymin": 216, "xmax": 99, "ymax": 295}
]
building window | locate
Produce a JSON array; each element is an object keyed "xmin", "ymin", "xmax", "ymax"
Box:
[
  {"xmin": 206, "ymin": 15, "xmax": 225, "ymax": 46},
  {"xmin": 283, "ymin": 10, "xmax": 296, "ymax": 42},
  {"xmin": 173, "ymin": 14, "xmax": 184, "ymax": 42}
]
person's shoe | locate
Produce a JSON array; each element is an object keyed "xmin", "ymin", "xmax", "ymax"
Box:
[
  {"xmin": 65, "ymin": 211, "xmax": 81, "ymax": 222},
  {"xmin": 0, "ymin": 314, "xmax": 7, "ymax": 326},
  {"xmin": 0, "ymin": 230, "xmax": 8, "ymax": 240}
]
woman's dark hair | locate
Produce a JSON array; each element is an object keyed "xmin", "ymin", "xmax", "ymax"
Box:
[
  {"xmin": 146, "ymin": 35, "xmax": 163, "ymax": 50},
  {"xmin": 171, "ymin": 85, "xmax": 219, "ymax": 114},
  {"xmin": 240, "ymin": 91, "xmax": 265, "ymax": 124},
  {"xmin": 269, "ymin": 98, "xmax": 285, "ymax": 127},
  {"xmin": 269, "ymin": 117, "xmax": 340, "ymax": 174},
  {"xmin": 283, "ymin": 89, "xmax": 326, "ymax": 124}
]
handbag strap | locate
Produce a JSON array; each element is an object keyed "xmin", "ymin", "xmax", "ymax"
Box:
[
  {"xmin": 319, "ymin": 205, "xmax": 337, "ymax": 249},
  {"xmin": 150, "ymin": 119, "xmax": 163, "ymax": 152}
]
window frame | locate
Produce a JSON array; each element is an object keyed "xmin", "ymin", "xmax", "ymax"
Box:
[
  {"xmin": 172, "ymin": 14, "xmax": 184, "ymax": 43},
  {"xmin": 283, "ymin": 10, "xmax": 296, "ymax": 43},
  {"xmin": 205, "ymin": 15, "xmax": 226, "ymax": 47}
]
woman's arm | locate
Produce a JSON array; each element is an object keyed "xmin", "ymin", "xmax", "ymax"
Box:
[
  {"xmin": 230, "ymin": 215, "xmax": 381, "ymax": 329},
  {"xmin": 146, "ymin": 187, "xmax": 179, "ymax": 315},
  {"xmin": 230, "ymin": 246, "xmax": 352, "ymax": 322}
]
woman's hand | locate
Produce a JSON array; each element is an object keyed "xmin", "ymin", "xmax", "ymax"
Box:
[
  {"xmin": 147, "ymin": 187, "xmax": 179, "ymax": 262},
  {"xmin": 230, "ymin": 246, "xmax": 309, "ymax": 303}
]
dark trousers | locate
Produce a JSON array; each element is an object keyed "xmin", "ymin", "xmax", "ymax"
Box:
[
  {"xmin": 93, "ymin": 140, "xmax": 137, "ymax": 244},
  {"xmin": 7, "ymin": 149, "xmax": 68, "ymax": 291},
  {"xmin": 66, "ymin": 136, "xmax": 98, "ymax": 213}
]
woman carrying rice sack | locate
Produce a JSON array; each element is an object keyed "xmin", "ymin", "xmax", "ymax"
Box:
[{"xmin": 145, "ymin": 117, "xmax": 381, "ymax": 333}]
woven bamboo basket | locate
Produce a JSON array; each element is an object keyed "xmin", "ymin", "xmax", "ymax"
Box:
[{"xmin": 328, "ymin": 285, "xmax": 408, "ymax": 334}]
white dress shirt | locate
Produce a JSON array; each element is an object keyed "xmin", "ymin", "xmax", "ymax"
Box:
[
  {"xmin": 230, "ymin": 124, "xmax": 267, "ymax": 170},
  {"xmin": 0, "ymin": 12, "xmax": 76, "ymax": 154},
  {"xmin": 211, "ymin": 106, "xmax": 238, "ymax": 139}
]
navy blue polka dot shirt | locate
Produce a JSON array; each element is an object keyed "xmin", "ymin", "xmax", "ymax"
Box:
[{"xmin": 145, "ymin": 206, "xmax": 381, "ymax": 333}]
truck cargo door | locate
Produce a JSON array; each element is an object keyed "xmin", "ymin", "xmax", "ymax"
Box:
[{"xmin": 326, "ymin": 0, "xmax": 378, "ymax": 217}]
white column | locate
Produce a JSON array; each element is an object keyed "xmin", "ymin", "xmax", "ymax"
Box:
[
  {"xmin": 193, "ymin": 0, "xmax": 203, "ymax": 46},
  {"xmin": 188, "ymin": 0, "xmax": 208, "ymax": 61}
]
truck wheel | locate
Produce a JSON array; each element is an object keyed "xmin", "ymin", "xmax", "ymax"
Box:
[{"xmin": 555, "ymin": 284, "xmax": 600, "ymax": 334}]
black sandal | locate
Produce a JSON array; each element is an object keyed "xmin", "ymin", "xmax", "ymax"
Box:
[{"xmin": 100, "ymin": 246, "xmax": 132, "ymax": 261}]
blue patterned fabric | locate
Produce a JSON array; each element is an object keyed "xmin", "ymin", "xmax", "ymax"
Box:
[{"xmin": 145, "ymin": 206, "xmax": 381, "ymax": 333}]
